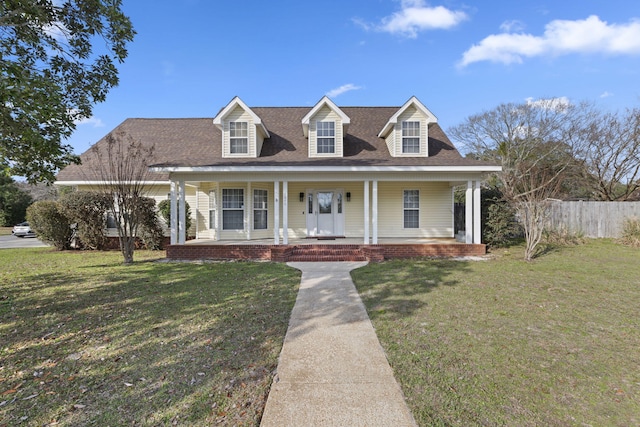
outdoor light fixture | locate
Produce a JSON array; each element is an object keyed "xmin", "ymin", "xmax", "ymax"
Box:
[
  {"xmin": 346, "ymin": 192, "xmax": 351, "ymax": 202},
  {"xmin": 299, "ymin": 192, "xmax": 305, "ymax": 202}
]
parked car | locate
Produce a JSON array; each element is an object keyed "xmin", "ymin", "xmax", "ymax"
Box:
[{"xmin": 12, "ymin": 221, "xmax": 36, "ymax": 238}]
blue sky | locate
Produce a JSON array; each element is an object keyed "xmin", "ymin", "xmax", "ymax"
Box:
[{"xmin": 69, "ymin": 0, "xmax": 640, "ymax": 155}]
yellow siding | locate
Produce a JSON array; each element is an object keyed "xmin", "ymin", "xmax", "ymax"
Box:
[
  {"xmin": 308, "ymin": 105, "xmax": 343, "ymax": 158},
  {"xmin": 376, "ymin": 181, "xmax": 453, "ymax": 238},
  {"xmin": 223, "ymin": 106, "xmax": 256, "ymax": 158},
  {"xmin": 394, "ymin": 106, "xmax": 428, "ymax": 157}
]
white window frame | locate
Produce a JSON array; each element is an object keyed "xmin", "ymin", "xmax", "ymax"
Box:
[
  {"xmin": 316, "ymin": 121, "xmax": 335, "ymax": 154},
  {"xmin": 222, "ymin": 188, "xmax": 245, "ymax": 230},
  {"xmin": 208, "ymin": 189, "xmax": 216, "ymax": 230},
  {"xmin": 403, "ymin": 189, "xmax": 420, "ymax": 229},
  {"xmin": 229, "ymin": 121, "xmax": 248, "ymax": 154},
  {"xmin": 253, "ymin": 189, "xmax": 268, "ymax": 230},
  {"xmin": 401, "ymin": 121, "xmax": 420, "ymax": 154}
]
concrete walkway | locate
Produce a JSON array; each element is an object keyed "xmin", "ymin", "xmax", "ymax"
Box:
[{"xmin": 260, "ymin": 262, "xmax": 417, "ymax": 427}]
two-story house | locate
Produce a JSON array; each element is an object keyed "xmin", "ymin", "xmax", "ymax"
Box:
[{"xmin": 56, "ymin": 96, "xmax": 500, "ymax": 261}]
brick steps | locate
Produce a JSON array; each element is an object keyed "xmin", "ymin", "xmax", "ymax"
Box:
[{"xmin": 287, "ymin": 246, "xmax": 367, "ymax": 262}]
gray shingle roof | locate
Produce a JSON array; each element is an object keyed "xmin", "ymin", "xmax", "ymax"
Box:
[{"xmin": 56, "ymin": 106, "xmax": 496, "ymax": 182}]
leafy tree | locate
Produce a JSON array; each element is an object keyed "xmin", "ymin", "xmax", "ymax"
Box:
[
  {"xmin": 137, "ymin": 197, "xmax": 165, "ymax": 250},
  {"xmin": 59, "ymin": 190, "xmax": 110, "ymax": 249},
  {"xmin": 82, "ymin": 130, "xmax": 155, "ymax": 264},
  {"xmin": 0, "ymin": 0, "xmax": 135, "ymax": 183},
  {"xmin": 449, "ymin": 99, "xmax": 592, "ymax": 260},
  {"xmin": 0, "ymin": 174, "xmax": 32, "ymax": 225},
  {"xmin": 157, "ymin": 199, "xmax": 192, "ymax": 234},
  {"xmin": 26, "ymin": 200, "xmax": 72, "ymax": 249}
]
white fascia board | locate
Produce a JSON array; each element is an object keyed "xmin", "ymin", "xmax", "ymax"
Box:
[
  {"xmin": 212, "ymin": 96, "xmax": 270, "ymax": 138},
  {"xmin": 54, "ymin": 180, "xmax": 171, "ymax": 186},
  {"xmin": 150, "ymin": 165, "xmax": 501, "ymax": 173},
  {"xmin": 378, "ymin": 96, "xmax": 438, "ymax": 138},
  {"xmin": 301, "ymin": 96, "xmax": 351, "ymax": 137}
]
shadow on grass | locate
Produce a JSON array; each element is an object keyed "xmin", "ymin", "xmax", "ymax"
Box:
[
  {"xmin": 351, "ymin": 259, "xmax": 472, "ymax": 321},
  {"xmin": 1, "ymin": 255, "xmax": 300, "ymax": 426}
]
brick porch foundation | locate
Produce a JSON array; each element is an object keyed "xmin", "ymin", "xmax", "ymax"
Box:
[{"xmin": 166, "ymin": 243, "xmax": 486, "ymax": 262}]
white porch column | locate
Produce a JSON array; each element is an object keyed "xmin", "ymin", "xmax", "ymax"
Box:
[
  {"xmin": 178, "ymin": 180, "xmax": 186, "ymax": 245},
  {"xmin": 273, "ymin": 181, "xmax": 280, "ymax": 244},
  {"xmin": 465, "ymin": 180, "xmax": 473, "ymax": 244},
  {"xmin": 282, "ymin": 181, "xmax": 289, "ymax": 244},
  {"xmin": 372, "ymin": 180, "xmax": 378, "ymax": 244},
  {"xmin": 170, "ymin": 180, "xmax": 177, "ymax": 245},
  {"xmin": 364, "ymin": 180, "xmax": 370, "ymax": 244},
  {"xmin": 473, "ymin": 180, "xmax": 481, "ymax": 244},
  {"xmin": 247, "ymin": 182, "xmax": 252, "ymax": 240}
]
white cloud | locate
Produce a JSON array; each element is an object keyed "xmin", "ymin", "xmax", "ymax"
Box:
[
  {"xmin": 326, "ymin": 84, "xmax": 362, "ymax": 98},
  {"xmin": 75, "ymin": 116, "xmax": 105, "ymax": 128},
  {"xmin": 460, "ymin": 15, "xmax": 640, "ymax": 67},
  {"xmin": 355, "ymin": 0, "xmax": 467, "ymax": 38},
  {"xmin": 600, "ymin": 91, "xmax": 614, "ymax": 98}
]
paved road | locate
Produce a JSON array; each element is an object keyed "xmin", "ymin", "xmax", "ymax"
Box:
[{"xmin": 0, "ymin": 234, "xmax": 49, "ymax": 249}]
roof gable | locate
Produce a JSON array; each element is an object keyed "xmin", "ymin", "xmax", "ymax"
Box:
[
  {"xmin": 213, "ymin": 96, "xmax": 270, "ymax": 138},
  {"xmin": 301, "ymin": 96, "xmax": 350, "ymax": 137},
  {"xmin": 378, "ymin": 96, "xmax": 437, "ymax": 138}
]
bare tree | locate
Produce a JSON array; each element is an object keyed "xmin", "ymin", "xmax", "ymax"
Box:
[
  {"xmin": 449, "ymin": 99, "xmax": 591, "ymax": 260},
  {"xmin": 83, "ymin": 131, "xmax": 155, "ymax": 264},
  {"xmin": 577, "ymin": 108, "xmax": 640, "ymax": 201}
]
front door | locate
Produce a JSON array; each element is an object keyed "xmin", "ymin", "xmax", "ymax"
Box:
[
  {"xmin": 317, "ymin": 191, "xmax": 334, "ymax": 235},
  {"xmin": 306, "ymin": 189, "xmax": 345, "ymax": 237}
]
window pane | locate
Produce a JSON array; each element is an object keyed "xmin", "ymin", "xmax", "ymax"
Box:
[
  {"xmin": 317, "ymin": 121, "xmax": 335, "ymax": 137},
  {"xmin": 402, "ymin": 121, "xmax": 420, "ymax": 137},
  {"xmin": 223, "ymin": 210, "xmax": 244, "ymax": 230},
  {"xmin": 403, "ymin": 190, "xmax": 419, "ymax": 228},
  {"xmin": 253, "ymin": 189, "xmax": 268, "ymax": 230},
  {"xmin": 318, "ymin": 192, "xmax": 332, "ymax": 214},
  {"xmin": 230, "ymin": 138, "xmax": 248, "ymax": 154},
  {"xmin": 253, "ymin": 210, "xmax": 267, "ymax": 230},
  {"xmin": 404, "ymin": 190, "xmax": 419, "ymax": 209},
  {"xmin": 230, "ymin": 121, "xmax": 248, "ymax": 137},
  {"xmin": 402, "ymin": 138, "xmax": 420, "ymax": 153},
  {"xmin": 337, "ymin": 192, "xmax": 342, "ymax": 214},
  {"xmin": 317, "ymin": 138, "xmax": 335, "ymax": 153},
  {"xmin": 223, "ymin": 189, "xmax": 244, "ymax": 209},
  {"xmin": 308, "ymin": 193, "xmax": 313, "ymax": 214},
  {"xmin": 253, "ymin": 189, "xmax": 267, "ymax": 209},
  {"xmin": 404, "ymin": 210, "xmax": 419, "ymax": 228},
  {"xmin": 209, "ymin": 210, "xmax": 216, "ymax": 229}
]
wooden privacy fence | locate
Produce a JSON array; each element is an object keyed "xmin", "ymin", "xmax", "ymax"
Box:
[{"xmin": 547, "ymin": 201, "xmax": 640, "ymax": 238}]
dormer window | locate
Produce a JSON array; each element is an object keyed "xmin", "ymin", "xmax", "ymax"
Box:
[
  {"xmin": 402, "ymin": 121, "xmax": 420, "ymax": 154},
  {"xmin": 230, "ymin": 122, "xmax": 248, "ymax": 154},
  {"xmin": 317, "ymin": 121, "xmax": 335, "ymax": 154}
]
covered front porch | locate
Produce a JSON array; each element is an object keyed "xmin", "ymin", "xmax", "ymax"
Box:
[{"xmin": 165, "ymin": 172, "xmax": 486, "ymax": 260}]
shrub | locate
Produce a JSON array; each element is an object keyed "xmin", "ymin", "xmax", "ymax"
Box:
[
  {"xmin": 59, "ymin": 191, "xmax": 110, "ymax": 250},
  {"xmin": 157, "ymin": 199, "xmax": 192, "ymax": 234},
  {"xmin": 26, "ymin": 201, "xmax": 73, "ymax": 250},
  {"xmin": 543, "ymin": 225, "xmax": 586, "ymax": 246},
  {"xmin": 483, "ymin": 200, "xmax": 522, "ymax": 247},
  {"xmin": 137, "ymin": 197, "xmax": 165, "ymax": 250},
  {"xmin": 620, "ymin": 216, "xmax": 640, "ymax": 248}
]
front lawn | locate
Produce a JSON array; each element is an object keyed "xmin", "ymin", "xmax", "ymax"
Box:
[
  {"xmin": 0, "ymin": 249, "xmax": 300, "ymax": 426},
  {"xmin": 352, "ymin": 239, "xmax": 640, "ymax": 426}
]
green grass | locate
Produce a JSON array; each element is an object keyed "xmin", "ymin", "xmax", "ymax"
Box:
[
  {"xmin": 0, "ymin": 249, "xmax": 300, "ymax": 426},
  {"xmin": 352, "ymin": 239, "xmax": 640, "ymax": 427},
  {"xmin": 0, "ymin": 227, "xmax": 12, "ymax": 236}
]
